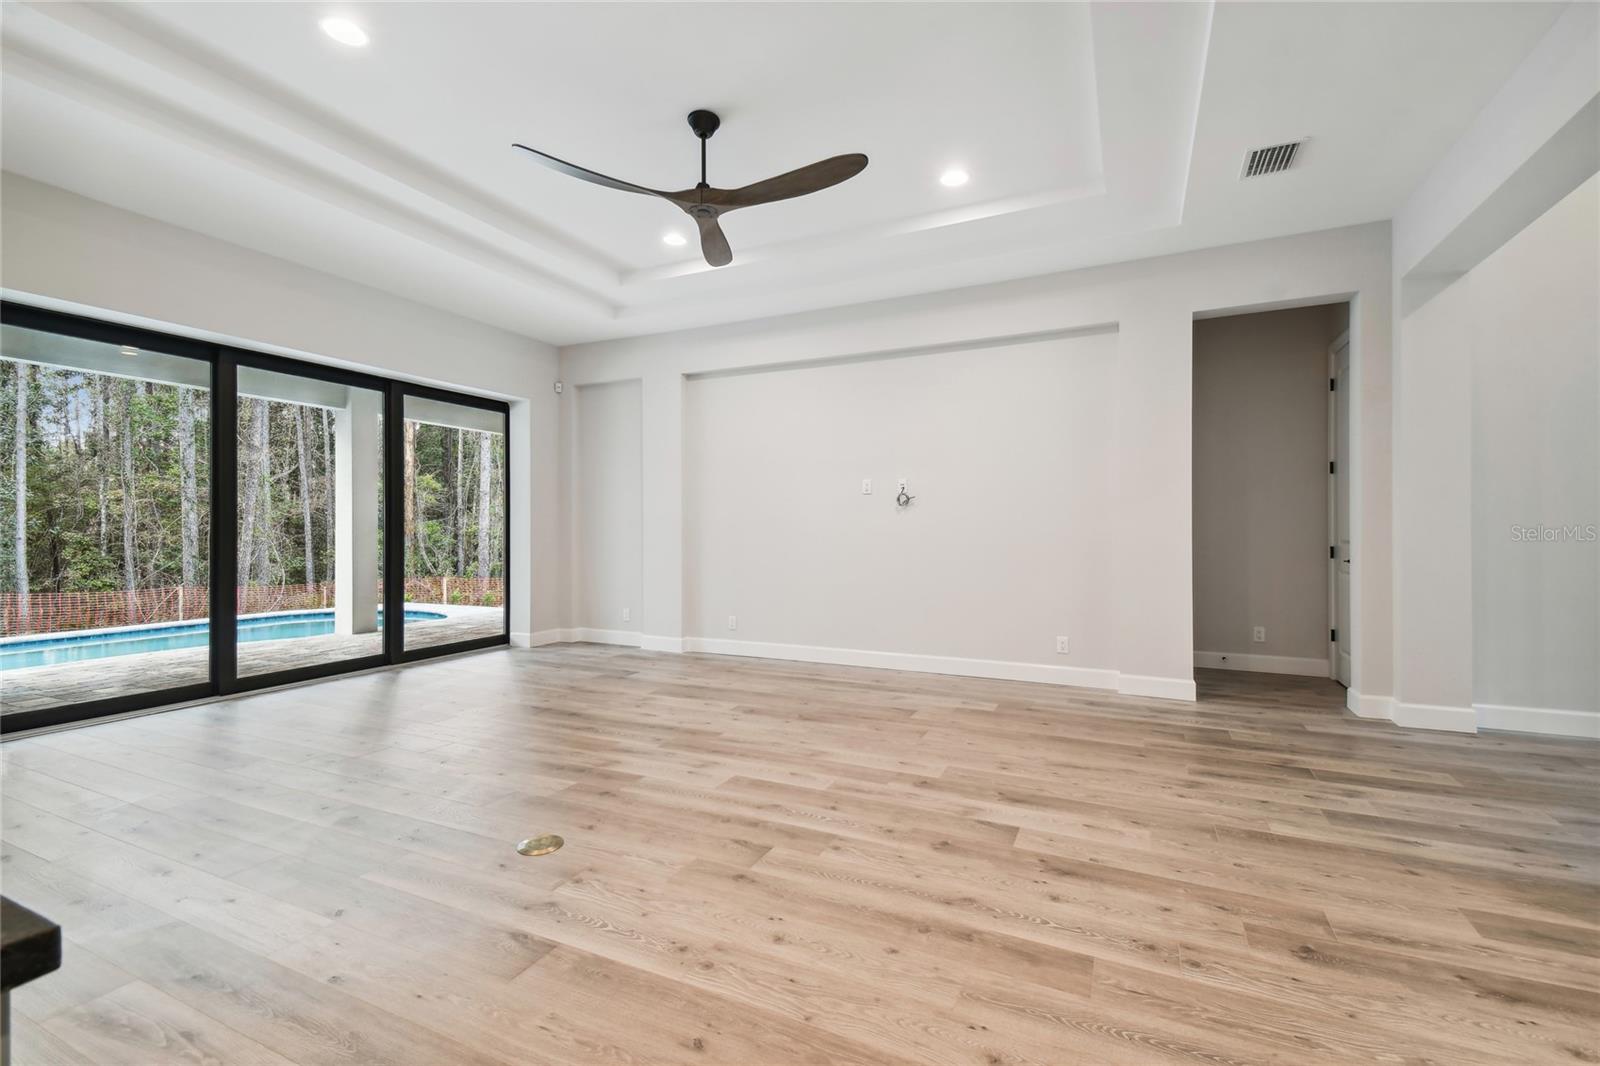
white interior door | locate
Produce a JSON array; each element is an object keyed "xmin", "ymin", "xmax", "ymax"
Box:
[{"xmin": 1332, "ymin": 337, "xmax": 1352, "ymax": 686}]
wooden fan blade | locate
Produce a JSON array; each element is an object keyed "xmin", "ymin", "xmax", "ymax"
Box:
[
  {"xmin": 713, "ymin": 154, "xmax": 868, "ymax": 210},
  {"xmin": 695, "ymin": 214, "xmax": 733, "ymax": 267},
  {"xmin": 511, "ymin": 144, "xmax": 666, "ymax": 198}
]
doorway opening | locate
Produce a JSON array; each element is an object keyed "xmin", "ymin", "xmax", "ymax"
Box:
[{"xmin": 1192, "ymin": 302, "xmax": 1351, "ymax": 695}]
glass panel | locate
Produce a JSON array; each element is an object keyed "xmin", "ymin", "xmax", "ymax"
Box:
[
  {"xmin": 401, "ymin": 395, "xmax": 507, "ymax": 652},
  {"xmin": 1, "ymin": 324, "xmax": 210, "ymax": 717},
  {"xmin": 235, "ymin": 366, "xmax": 385, "ymax": 677}
]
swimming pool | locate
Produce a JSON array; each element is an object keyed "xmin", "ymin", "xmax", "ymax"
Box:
[{"xmin": 0, "ymin": 609, "xmax": 446, "ymax": 671}]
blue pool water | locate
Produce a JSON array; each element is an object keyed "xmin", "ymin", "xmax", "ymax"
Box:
[{"xmin": 0, "ymin": 609, "xmax": 445, "ymax": 671}]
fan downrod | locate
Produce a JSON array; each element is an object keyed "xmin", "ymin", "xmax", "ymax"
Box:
[{"xmin": 687, "ymin": 109, "xmax": 721, "ymax": 140}]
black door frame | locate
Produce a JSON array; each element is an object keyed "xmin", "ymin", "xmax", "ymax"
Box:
[{"xmin": 1, "ymin": 301, "xmax": 511, "ymax": 735}]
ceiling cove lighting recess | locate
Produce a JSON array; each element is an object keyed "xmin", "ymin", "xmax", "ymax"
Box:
[
  {"xmin": 662, "ymin": 231, "xmax": 688, "ymax": 247},
  {"xmin": 939, "ymin": 168, "xmax": 970, "ymax": 188},
  {"xmin": 319, "ymin": 17, "xmax": 369, "ymax": 47}
]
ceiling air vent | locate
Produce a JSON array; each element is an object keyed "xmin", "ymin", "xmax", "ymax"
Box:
[{"xmin": 1240, "ymin": 140, "xmax": 1303, "ymax": 179}]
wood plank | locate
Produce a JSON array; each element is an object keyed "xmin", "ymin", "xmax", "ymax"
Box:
[{"xmin": 1, "ymin": 650, "xmax": 1595, "ymax": 1065}]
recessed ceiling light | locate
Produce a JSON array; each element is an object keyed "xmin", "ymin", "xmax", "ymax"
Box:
[
  {"xmin": 662, "ymin": 231, "xmax": 687, "ymax": 247},
  {"xmin": 939, "ymin": 168, "xmax": 970, "ymax": 188},
  {"xmin": 319, "ymin": 17, "xmax": 368, "ymax": 47}
]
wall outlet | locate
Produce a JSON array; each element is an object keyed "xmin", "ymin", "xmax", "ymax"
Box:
[
  {"xmin": 727, "ymin": 615, "xmax": 738, "ymax": 631},
  {"xmin": 1055, "ymin": 635, "xmax": 1069, "ymax": 654},
  {"xmin": 621, "ymin": 607, "xmax": 630, "ymax": 623},
  {"xmin": 861, "ymin": 478, "xmax": 872, "ymax": 494},
  {"xmin": 1252, "ymin": 626, "xmax": 1267, "ymax": 643}
]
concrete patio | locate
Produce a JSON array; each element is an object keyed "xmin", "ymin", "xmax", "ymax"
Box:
[{"xmin": 0, "ymin": 604, "xmax": 503, "ymax": 716}]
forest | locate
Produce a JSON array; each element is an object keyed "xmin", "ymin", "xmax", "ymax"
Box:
[{"xmin": 1, "ymin": 357, "xmax": 506, "ymax": 636}]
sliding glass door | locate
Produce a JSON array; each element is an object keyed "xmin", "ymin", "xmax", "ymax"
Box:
[
  {"xmin": 1, "ymin": 320, "xmax": 214, "ymax": 723},
  {"xmin": 234, "ymin": 364, "xmax": 387, "ymax": 680},
  {"xmin": 400, "ymin": 391, "xmax": 508, "ymax": 655},
  {"xmin": 0, "ymin": 303, "xmax": 511, "ymax": 734}
]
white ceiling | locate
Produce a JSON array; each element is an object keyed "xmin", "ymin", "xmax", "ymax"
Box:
[{"xmin": 0, "ymin": 1, "xmax": 1566, "ymax": 346}]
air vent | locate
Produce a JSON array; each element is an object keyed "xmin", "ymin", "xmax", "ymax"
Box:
[{"xmin": 1241, "ymin": 140, "xmax": 1302, "ymax": 179}]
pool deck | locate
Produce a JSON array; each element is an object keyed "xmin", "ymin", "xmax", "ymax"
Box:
[{"xmin": 0, "ymin": 604, "xmax": 503, "ymax": 717}]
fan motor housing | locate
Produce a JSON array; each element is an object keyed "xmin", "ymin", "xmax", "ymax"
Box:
[{"xmin": 688, "ymin": 109, "xmax": 721, "ymax": 140}]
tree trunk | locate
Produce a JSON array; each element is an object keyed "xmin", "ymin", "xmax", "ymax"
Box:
[
  {"xmin": 454, "ymin": 432, "xmax": 466, "ymax": 577},
  {"xmin": 96, "ymin": 377, "xmax": 110, "ymax": 553},
  {"xmin": 238, "ymin": 399, "xmax": 266, "ymax": 587},
  {"xmin": 67, "ymin": 385, "xmax": 84, "ymax": 525},
  {"xmin": 319, "ymin": 408, "xmax": 334, "ymax": 579},
  {"xmin": 443, "ymin": 432, "xmax": 457, "ymax": 577},
  {"xmin": 119, "ymin": 381, "xmax": 138, "ymax": 620},
  {"xmin": 254, "ymin": 404, "xmax": 272, "ymax": 586},
  {"xmin": 295, "ymin": 406, "xmax": 315, "ymax": 585},
  {"xmin": 476, "ymin": 431, "xmax": 492, "ymax": 579},
  {"xmin": 178, "ymin": 388, "xmax": 199, "ymax": 591},
  {"xmin": 403, "ymin": 418, "xmax": 417, "ymax": 571},
  {"xmin": 12, "ymin": 363, "xmax": 29, "ymax": 626}
]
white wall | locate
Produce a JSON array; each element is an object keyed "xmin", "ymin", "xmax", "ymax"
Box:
[
  {"xmin": 0, "ymin": 173, "xmax": 563, "ymax": 640},
  {"xmin": 1391, "ymin": 180, "xmax": 1598, "ymax": 737},
  {"xmin": 1472, "ymin": 176, "xmax": 1599, "ymax": 728},
  {"xmin": 1193, "ymin": 306, "xmax": 1341, "ymax": 673},
  {"xmin": 1393, "ymin": 278, "xmax": 1476, "ymax": 728},
  {"xmin": 562, "ymin": 223, "xmax": 1394, "ymax": 703},
  {"xmin": 574, "ymin": 379, "xmax": 642, "ymax": 639},
  {"xmin": 1386, "ymin": 3, "xmax": 1598, "ymax": 737},
  {"xmin": 685, "ymin": 333, "xmax": 1118, "ymax": 684}
]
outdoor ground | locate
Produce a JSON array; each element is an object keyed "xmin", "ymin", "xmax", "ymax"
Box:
[{"xmin": 0, "ymin": 605, "xmax": 503, "ymax": 716}]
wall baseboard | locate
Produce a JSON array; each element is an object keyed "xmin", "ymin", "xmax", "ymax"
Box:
[
  {"xmin": 1117, "ymin": 673, "xmax": 1197, "ymax": 701},
  {"xmin": 1344, "ymin": 690, "xmax": 1599, "ymax": 739},
  {"xmin": 1475, "ymin": 702, "xmax": 1600, "ymax": 739},
  {"xmin": 1194, "ymin": 651, "xmax": 1330, "ymax": 677},
  {"xmin": 681, "ymin": 636, "xmax": 1126, "ymax": 692},
  {"xmin": 1346, "ymin": 689, "xmax": 1394, "ymax": 720},
  {"xmin": 1391, "ymin": 700, "xmax": 1477, "ymax": 733},
  {"xmin": 571, "ymin": 628, "xmax": 642, "ymax": 647},
  {"xmin": 518, "ymin": 636, "xmax": 1600, "ymax": 738}
]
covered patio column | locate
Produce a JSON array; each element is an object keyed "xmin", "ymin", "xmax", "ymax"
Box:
[{"xmin": 334, "ymin": 388, "xmax": 381, "ymax": 635}]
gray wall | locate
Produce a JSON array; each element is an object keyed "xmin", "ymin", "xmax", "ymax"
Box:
[
  {"xmin": 575, "ymin": 380, "xmax": 642, "ymax": 634},
  {"xmin": 1472, "ymin": 175, "xmax": 1598, "ymax": 715},
  {"xmin": 684, "ymin": 332, "xmax": 1119, "ymax": 673}
]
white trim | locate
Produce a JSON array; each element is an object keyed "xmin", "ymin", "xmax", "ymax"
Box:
[
  {"xmin": 639, "ymin": 634, "xmax": 685, "ymax": 653},
  {"xmin": 1391, "ymin": 700, "xmax": 1477, "ymax": 733},
  {"xmin": 682, "ymin": 636, "xmax": 1123, "ymax": 691},
  {"xmin": 1346, "ymin": 688, "xmax": 1394, "ymax": 720},
  {"xmin": 1117, "ymin": 673, "xmax": 1197, "ymax": 702},
  {"xmin": 1327, "ymin": 330, "xmax": 1344, "ymax": 682},
  {"xmin": 1194, "ymin": 651, "xmax": 1331, "ymax": 677},
  {"xmin": 572, "ymin": 628, "xmax": 642, "ymax": 647},
  {"xmin": 1475, "ymin": 702, "xmax": 1600, "ymax": 739},
  {"xmin": 519, "ymin": 628, "xmax": 572, "ymax": 647}
]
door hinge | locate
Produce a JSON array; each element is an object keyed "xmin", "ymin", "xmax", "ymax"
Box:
[
  {"xmin": 1329, "ymin": 460, "xmax": 1336, "ymax": 474},
  {"xmin": 1330, "ymin": 377, "xmax": 1337, "ymax": 391},
  {"xmin": 1330, "ymin": 628, "xmax": 1337, "ymax": 642},
  {"xmin": 1330, "ymin": 545, "xmax": 1337, "ymax": 559}
]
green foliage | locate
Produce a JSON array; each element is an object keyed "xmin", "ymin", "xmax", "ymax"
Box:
[{"xmin": 1, "ymin": 355, "xmax": 506, "ymax": 601}]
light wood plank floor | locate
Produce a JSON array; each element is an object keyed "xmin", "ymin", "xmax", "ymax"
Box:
[{"xmin": 3, "ymin": 646, "xmax": 1597, "ymax": 1065}]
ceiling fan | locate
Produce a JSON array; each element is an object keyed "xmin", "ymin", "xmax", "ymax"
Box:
[{"xmin": 513, "ymin": 110, "xmax": 868, "ymax": 268}]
